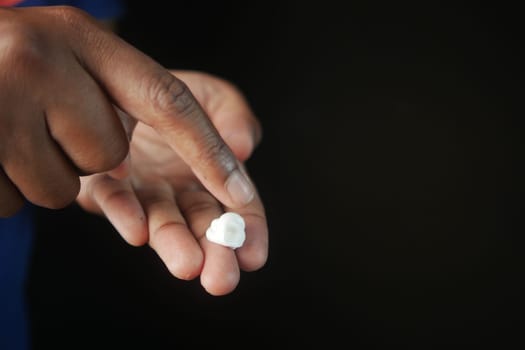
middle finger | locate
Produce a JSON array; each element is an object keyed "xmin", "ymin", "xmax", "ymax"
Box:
[
  {"xmin": 134, "ymin": 178, "xmax": 203, "ymax": 281},
  {"xmin": 178, "ymin": 190, "xmax": 239, "ymax": 296}
]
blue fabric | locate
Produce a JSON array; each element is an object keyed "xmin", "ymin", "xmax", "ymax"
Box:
[
  {"xmin": 0, "ymin": 204, "xmax": 34, "ymax": 350},
  {"xmin": 0, "ymin": 2, "xmax": 124, "ymax": 348},
  {"xmin": 16, "ymin": 0, "xmax": 124, "ymax": 20}
]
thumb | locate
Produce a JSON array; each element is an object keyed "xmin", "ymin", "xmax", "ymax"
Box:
[{"xmin": 66, "ymin": 9, "xmax": 255, "ymax": 208}]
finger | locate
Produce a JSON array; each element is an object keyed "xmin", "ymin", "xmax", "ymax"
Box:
[
  {"xmin": 173, "ymin": 70, "xmax": 263, "ymax": 161},
  {"xmin": 78, "ymin": 174, "xmax": 147, "ymax": 247},
  {"xmin": 45, "ymin": 66, "xmax": 129, "ymax": 175},
  {"xmin": 2, "ymin": 115, "xmax": 79, "ymax": 209},
  {"xmin": 133, "ymin": 178, "xmax": 203, "ymax": 280},
  {"xmin": 61, "ymin": 7, "xmax": 255, "ymax": 209},
  {"xmin": 225, "ymin": 167, "xmax": 268, "ymax": 272},
  {"xmin": 177, "ymin": 190, "xmax": 240, "ymax": 296},
  {"xmin": 0, "ymin": 168, "xmax": 24, "ymax": 217},
  {"xmin": 213, "ymin": 102, "xmax": 263, "ymax": 162},
  {"xmin": 106, "ymin": 152, "xmax": 131, "ymax": 181}
]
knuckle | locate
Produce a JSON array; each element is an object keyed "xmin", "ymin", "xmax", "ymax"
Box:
[
  {"xmin": 185, "ymin": 199, "xmax": 217, "ymax": 217},
  {"xmin": 180, "ymin": 192, "xmax": 220, "ymax": 220},
  {"xmin": 147, "ymin": 72, "xmax": 197, "ymax": 121},
  {"xmin": 0, "ymin": 22, "xmax": 49, "ymax": 75},
  {"xmin": 50, "ymin": 6, "xmax": 115, "ymax": 60},
  {"xmin": 49, "ymin": 5, "xmax": 92, "ymax": 28}
]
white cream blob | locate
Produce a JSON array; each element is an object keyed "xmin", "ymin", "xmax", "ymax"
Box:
[{"xmin": 205, "ymin": 212, "xmax": 246, "ymax": 249}]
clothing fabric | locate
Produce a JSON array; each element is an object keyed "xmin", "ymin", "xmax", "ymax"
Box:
[
  {"xmin": 0, "ymin": 1, "xmax": 24, "ymax": 6},
  {"xmin": 0, "ymin": 204, "xmax": 34, "ymax": 350},
  {"xmin": 6, "ymin": 0, "xmax": 123, "ymax": 20},
  {"xmin": 0, "ymin": 2, "xmax": 124, "ymax": 349}
]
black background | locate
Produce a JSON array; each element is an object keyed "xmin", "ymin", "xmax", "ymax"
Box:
[{"xmin": 28, "ymin": 1, "xmax": 522, "ymax": 348}]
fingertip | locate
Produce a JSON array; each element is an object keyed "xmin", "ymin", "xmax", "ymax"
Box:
[
  {"xmin": 164, "ymin": 241, "xmax": 204, "ymax": 281},
  {"xmin": 149, "ymin": 222, "xmax": 204, "ymax": 281},
  {"xmin": 41, "ymin": 176, "xmax": 81, "ymax": 210},
  {"xmin": 198, "ymin": 241, "xmax": 241, "ymax": 296},
  {"xmin": 122, "ymin": 219, "xmax": 148, "ymax": 247},
  {"xmin": 237, "ymin": 220, "xmax": 269, "ymax": 272},
  {"xmin": 238, "ymin": 244, "xmax": 268, "ymax": 272},
  {"xmin": 110, "ymin": 205, "xmax": 148, "ymax": 247},
  {"xmin": 224, "ymin": 131, "xmax": 255, "ymax": 162},
  {"xmin": 201, "ymin": 268, "xmax": 240, "ymax": 296}
]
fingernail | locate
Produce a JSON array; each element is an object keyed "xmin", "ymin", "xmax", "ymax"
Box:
[{"xmin": 225, "ymin": 169, "xmax": 255, "ymax": 206}]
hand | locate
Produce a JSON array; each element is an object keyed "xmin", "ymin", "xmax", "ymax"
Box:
[
  {"xmin": 0, "ymin": 6, "xmax": 254, "ymax": 216},
  {"xmin": 77, "ymin": 71, "xmax": 268, "ymax": 296}
]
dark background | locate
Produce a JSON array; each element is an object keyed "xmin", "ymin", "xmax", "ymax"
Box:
[{"xmin": 28, "ymin": 1, "xmax": 521, "ymax": 348}]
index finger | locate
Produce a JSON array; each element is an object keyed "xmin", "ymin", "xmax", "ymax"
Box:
[{"xmin": 62, "ymin": 7, "xmax": 255, "ymax": 209}]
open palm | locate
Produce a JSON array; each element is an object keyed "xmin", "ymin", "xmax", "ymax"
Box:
[{"xmin": 77, "ymin": 71, "xmax": 268, "ymax": 296}]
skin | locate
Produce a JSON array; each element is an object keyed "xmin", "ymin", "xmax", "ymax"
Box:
[
  {"xmin": 0, "ymin": 6, "xmax": 268, "ymax": 295},
  {"xmin": 78, "ymin": 71, "xmax": 268, "ymax": 295}
]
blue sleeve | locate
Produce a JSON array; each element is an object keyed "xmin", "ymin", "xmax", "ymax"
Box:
[
  {"xmin": 0, "ymin": 203, "xmax": 34, "ymax": 350},
  {"xmin": 16, "ymin": 0, "xmax": 125, "ymax": 20}
]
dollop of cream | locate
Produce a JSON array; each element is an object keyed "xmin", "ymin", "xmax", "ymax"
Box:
[{"xmin": 205, "ymin": 212, "xmax": 246, "ymax": 249}]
